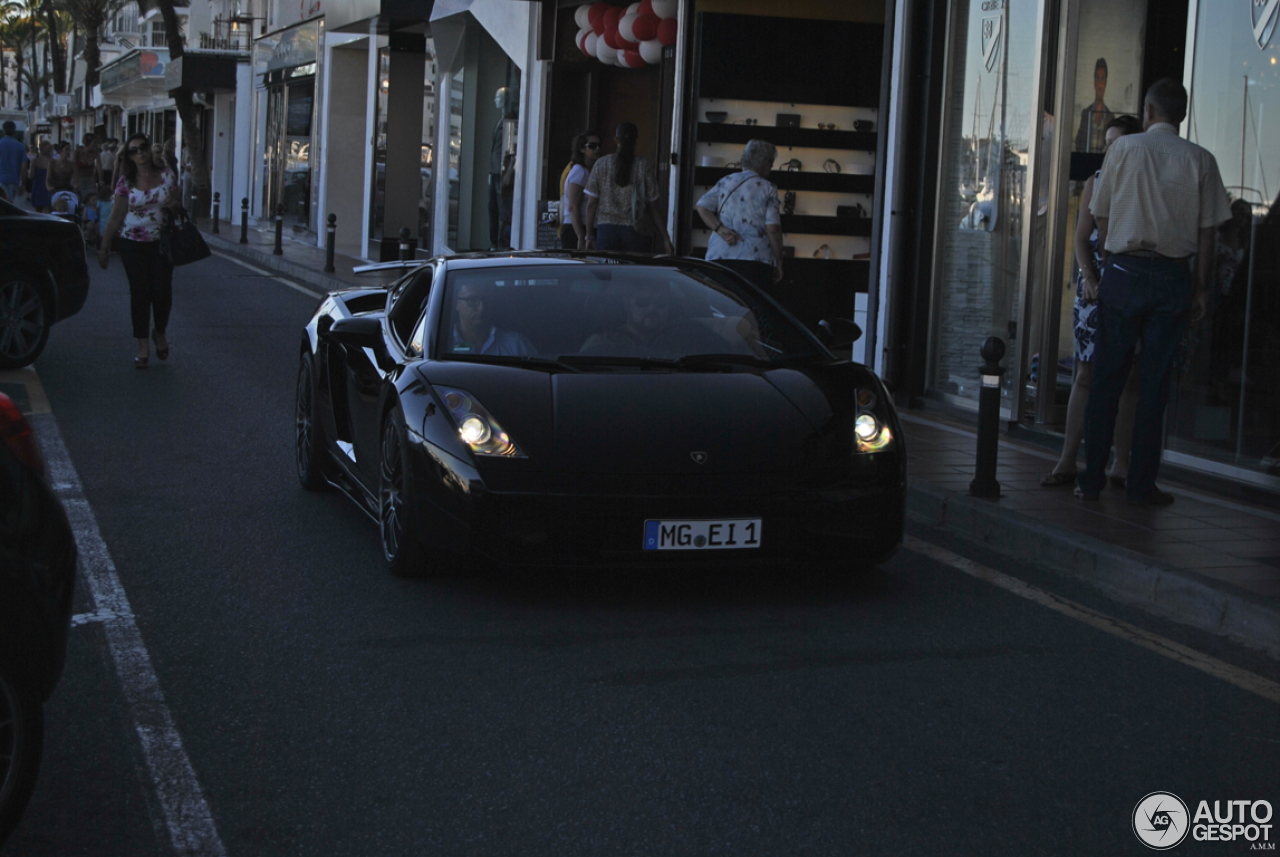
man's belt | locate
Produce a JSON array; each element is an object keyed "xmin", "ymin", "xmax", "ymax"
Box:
[{"xmin": 1115, "ymin": 250, "xmax": 1192, "ymax": 261}]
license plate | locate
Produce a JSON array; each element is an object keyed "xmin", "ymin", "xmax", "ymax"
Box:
[{"xmin": 643, "ymin": 519, "xmax": 761, "ymax": 551}]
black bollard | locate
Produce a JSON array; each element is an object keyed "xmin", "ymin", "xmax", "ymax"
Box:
[
  {"xmin": 212, "ymin": 192, "xmax": 220, "ymax": 234},
  {"xmin": 324, "ymin": 213, "xmax": 336, "ymax": 273},
  {"xmin": 969, "ymin": 337, "xmax": 1007, "ymax": 498},
  {"xmin": 273, "ymin": 204, "xmax": 284, "ymax": 256},
  {"xmin": 398, "ymin": 227, "xmax": 411, "ymax": 262},
  {"xmin": 240, "ymin": 197, "xmax": 248, "ymax": 244}
]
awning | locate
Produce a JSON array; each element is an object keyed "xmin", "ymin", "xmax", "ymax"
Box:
[
  {"xmin": 100, "ymin": 48, "xmax": 171, "ymax": 99},
  {"xmin": 430, "ymin": 0, "xmax": 534, "ymax": 74},
  {"xmin": 165, "ymin": 53, "xmax": 239, "ymax": 93}
]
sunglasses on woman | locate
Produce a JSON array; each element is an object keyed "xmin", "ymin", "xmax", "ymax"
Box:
[
  {"xmin": 126, "ymin": 145, "xmax": 150, "ymax": 155},
  {"xmin": 584, "ymin": 142, "xmax": 601, "ymax": 150}
]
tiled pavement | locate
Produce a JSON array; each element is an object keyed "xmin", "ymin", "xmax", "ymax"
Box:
[{"xmin": 903, "ymin": 413, "xmax": 1280, "ymax": 599}]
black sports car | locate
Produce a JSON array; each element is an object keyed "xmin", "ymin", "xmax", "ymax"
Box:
[
  {"xmin": 0, "ymin": 198, "xmax": 91, "ymax": 369},
  {"xmin": 295, "ymin": 252, "xmax": 905, "ymax": 576}
]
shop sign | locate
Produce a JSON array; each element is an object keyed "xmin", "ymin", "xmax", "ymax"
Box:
[
  {"xmin": 100, "ymin": 51, "xmax": 168, "ymax": 91},
  {"xmin": 35, "ymin": 124, "xmax": 51, "ymax": 134},
  {"xmin": 1253, "ymin": 0, "xmax": 1279, "ymax": 49},
  {"xmin": 981, "ymin": 13, "xmax": 1003, "ymax": 72},
  {"xmin": 260, "ymin": 20, "xmax": 319, "ymax": 73}
]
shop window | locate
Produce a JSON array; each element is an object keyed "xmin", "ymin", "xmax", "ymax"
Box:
[
  {"xmin": 445, "ymin": 24, "xmax": 520, "ymax": 252},
  {"xmin": 928, "ymin": 0, "xmax": 1043, "ymax": 411},
  {"xmin": 1165, "ymin": 0, "xmax": 1280, "ymax": 478}
]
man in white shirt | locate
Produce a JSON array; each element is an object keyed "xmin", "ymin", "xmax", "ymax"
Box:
[{"xmin": 1078, "ymin": 79, "xmax": 1231, "ymax": 505}]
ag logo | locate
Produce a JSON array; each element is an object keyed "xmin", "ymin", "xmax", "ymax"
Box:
[
  {"xmin": 1133, "ymin": 792, "xmax": 1191, "ymax": 850},
  {"xmin": 1255, "ymin": 0, "xmax": 1280, "ymax": 49},
  {"xmin": 690, "ymin": 451, "xmax": 707, "ymax": 465}
]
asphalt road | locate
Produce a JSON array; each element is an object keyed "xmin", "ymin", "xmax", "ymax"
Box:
[{"xmin": 4, "ymin": 250, "xmax": 1279, "ymax": 856}]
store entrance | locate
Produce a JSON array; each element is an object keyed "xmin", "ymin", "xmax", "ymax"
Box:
[{"xmin": 262, "ymin": 75, "xmax": 314, "ymax": 231}]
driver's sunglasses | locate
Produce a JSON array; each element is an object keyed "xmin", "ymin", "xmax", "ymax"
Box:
[
  {"xmin": 584, "ymin": 141, "xmax": 601, "ymax": 150},
  {"xmin": 457, "ymin": 295, "xmax": 485, "ymax": 308},
  {"xmin": 630, "ymin": 294, "xmax": 670, "ymax": 309}
]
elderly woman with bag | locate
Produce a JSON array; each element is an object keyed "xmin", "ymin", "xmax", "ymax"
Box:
[
  {"xmin": 584, "ymin": 121, "xmax": 673, "ymax": 254},
  {"xmin": 97, "ymin": 133, "xmax": 182, "ymax": 369},
  {"xmin": 695, "ymin": 139, "xmax": 783, "ymax": 292}
]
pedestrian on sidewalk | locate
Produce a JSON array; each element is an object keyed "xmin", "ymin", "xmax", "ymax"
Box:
[
  {"xmin": 695, "ymin": 139, "xmax": 784, "ymax": 292},
  {"xmin": 1077, "ymin": 79, "xmax": 1232, "ymax": 505},
  {"xmin": 28, "ymin": 141, "xmax": 54, "ymax": 213},
  {"xmin": 560, "ymin": 129, "xmax": 601, "ymax": 249},
  {"xmin": 96, "ymin": 133, "xmax": 182, "ymax": 369},
  {"xmin": 1043, "ymin": 115, "xmax": 1143, "ymax": 489},
  {"xmin": 584, "ymin": 122, "xmax": 673, "ymax": 254},
  {"xmin": 0, "ymin": 121, "xmax": 26, "ymax": 201}
]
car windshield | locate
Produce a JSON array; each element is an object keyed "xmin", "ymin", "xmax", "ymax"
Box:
[{"xmin": 435, "ymin": 263, "xmax": 824, "ymax": 367}]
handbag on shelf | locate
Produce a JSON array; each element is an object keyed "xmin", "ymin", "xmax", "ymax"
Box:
[{"xmin": 160, "ymin": 207, "xmax": 211, "ymax": 267}]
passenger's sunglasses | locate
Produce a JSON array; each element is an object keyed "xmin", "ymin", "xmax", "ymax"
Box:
[
  {"xmin": 629, "ymin": 294, "xmax": 670, "ymax": 309},
  {"xmin": 584, "ymin": 142, "xmax": 601, "ymax": 150}
]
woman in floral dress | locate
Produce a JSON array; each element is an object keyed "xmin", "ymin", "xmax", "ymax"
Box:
[
  {"xmin": 1042, "ymin": 115, "xmax": 1143, "ymax": 488},
  {"xmin": 97, "ymin": 133, "xmax": 181, "ymax": 368}
]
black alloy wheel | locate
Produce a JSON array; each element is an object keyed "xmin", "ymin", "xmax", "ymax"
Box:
[
  {"xmin": 0, "ymin": 275, "xmax": 50, "ymax": 370},
  {"xmin": 295, "ymin": 354, "xmax": 329, "ymax": 491},
  {"xmin": 379, "ymin": 409, "xmax": 435, "ymax": 578},
  {"xmin": 0, "ymin": 666, "xmax": 43, "ymax": 847}
]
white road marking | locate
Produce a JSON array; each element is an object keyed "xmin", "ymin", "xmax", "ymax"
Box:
[
  {"xmin": 31, "ymin": 411, "xmax": 227, "ymax": 857},
  {"xmin": 0, "ymin": 367, "xmax": 52, "ymax": 413},
  {"xmin": 905, "ymin": 535, "xmax": 1280, "ymax": 705},
  {"xmin": 210, "ymin": 248, "xmax": 326, "ymax": 299}
]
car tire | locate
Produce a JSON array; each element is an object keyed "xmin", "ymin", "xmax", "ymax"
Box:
[
  {"xmin": 379, "ymin": 409, "xmax": 439, "ymax": 579},
  {"xmin": 0, "ymin": 273, "xmax": 51, "ymax": 371},
  {"xmin": 295, "ymin": 353, "xmax": 330, "ymax": 491},
  {"xmin": 0, "ymin": 666, "xmax": 43, "ymax": 847}
]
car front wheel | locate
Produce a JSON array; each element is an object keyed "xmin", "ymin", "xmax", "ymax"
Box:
[
  {"xmin": 295, "ymin": 354, "xmax": 329, "ymax": 491},
  {"xmin": 0, "ymin": 274, "xmax": 50, "ymax": 370},
  {"xmin": 379, "ymin": 409, "xmax": 439, "ymax": 579},
  {"xmin": 0, "ymin": 665, "xmax": 43, "ymax": 847}
]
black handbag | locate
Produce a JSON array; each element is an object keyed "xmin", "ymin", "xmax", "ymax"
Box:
[{"xmin": 160, "ymin": 207, "xmax": 211, "ymax": 267}]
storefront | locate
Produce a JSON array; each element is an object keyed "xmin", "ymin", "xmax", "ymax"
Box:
[
  {"xmin": 896, "ymin": 0, "xmax": 1279, "ymax": 492},
  {"xmin": 253, "ymin": 18, "xmax": 323, "ymax": 232},
  {"xmin": 98, "ymin": 48, "xmax": 176, "ymax": 149}
]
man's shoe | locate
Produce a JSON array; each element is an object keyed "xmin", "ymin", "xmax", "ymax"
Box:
[
  {"xmin": 1073, "ymin": 485, "xmax": 1099, "ymax": 501},
  {"xmin": 1128, "ymin": 488, "xmax": 1175, "ymax": 506}
]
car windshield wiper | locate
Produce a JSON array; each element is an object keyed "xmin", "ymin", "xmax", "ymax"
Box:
[
  {"xmin": 444, "ymin": 354, "xmax": 583, "ymax": 373},
  {"xmin": 556, "ymin": 355, "xmax": 678, "ymax": 370},
  {"xmin": 555, "ymin": 353, "xmax": 799, "ymax": 372}
]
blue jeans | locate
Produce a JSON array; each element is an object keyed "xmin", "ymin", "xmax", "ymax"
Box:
[
  {"xmin": 595, "ymin": 224, "xmax": 651, "ymax": 252},
  {"xmin": 1079, "ymin": 255, "xmax": 1193, "ymax": 499}
]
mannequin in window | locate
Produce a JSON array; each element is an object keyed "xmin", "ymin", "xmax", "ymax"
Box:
[{"xmin": 489, "ymin": 86, "xmax": 517, "ymax": 249}]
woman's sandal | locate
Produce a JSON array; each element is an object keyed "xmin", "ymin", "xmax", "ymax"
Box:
[
  {"xmin": 1109, "ymin": 474, "xmax": 1127, "ymax": 490},
  {"xmin": 1040, "ymin": 470, "xmax": 1078, "ymax": 487},
  {"xmin": 134, "ymin": 356, "xmax": 149, "ymax": 369},
  {"xmin": 151, "ymin": 330, "xmax": 169, "ymax": 361}
]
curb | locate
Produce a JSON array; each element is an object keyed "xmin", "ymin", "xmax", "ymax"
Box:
[
  {"xmin": 906, "ymin": 477, "xmax": 1280, "ymax": 659},
  {"xmin": 203, "ymin": 231, "xmax": 358, "ymax": 294}
]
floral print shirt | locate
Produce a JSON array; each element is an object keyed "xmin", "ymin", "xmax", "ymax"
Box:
[
  {"xmin": 114, "ymin": 167, "xmax": 176, "ymax": 242},
  {"xmin": 696, "ymin": 170, "xmax": 781, "ymax": 265}
]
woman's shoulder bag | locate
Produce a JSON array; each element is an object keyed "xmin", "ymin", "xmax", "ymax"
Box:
[{"xmin": 160, "ymin": 207, "xmax": 211, "ymax": 267}]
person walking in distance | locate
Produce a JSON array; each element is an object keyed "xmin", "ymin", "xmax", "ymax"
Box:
[
  {"xmin": 695, "ymin": 139, "xmax": 784, "ymax": 292},
  {"xmin": 1077, "ymin": 79, "xmax": 1232, "ymax": 505},
  {"xmin": 97, "ymin": 133, "xmax": 182, "ymax": 369},
  {"xmin": 0, "ymin": 122, "xmax": 27, "ymax": 201}
]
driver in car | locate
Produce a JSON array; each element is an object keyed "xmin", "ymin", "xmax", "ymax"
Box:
[
  {"xmin": 579, "ymin": 282, "xmax": 678, "ymax": 357},
  {"xmin": 450, "ymin": 281, "xmax": 537, "ymax": 356}
]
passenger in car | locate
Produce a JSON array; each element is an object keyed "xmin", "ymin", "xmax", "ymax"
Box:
[
  {"xmin": 579, "ymin": 282, "xmax": 678, "ymax": 357},
  {"xmin": 450, "ymin": 282, "xmax": 537, "ymax": 356}
]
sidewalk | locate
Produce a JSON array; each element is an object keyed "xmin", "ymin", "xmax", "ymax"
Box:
[{"xmin": 194, "ymin": 220, "xmax": 1280, "ymax": 657}]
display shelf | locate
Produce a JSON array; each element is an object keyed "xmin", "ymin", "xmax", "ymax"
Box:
[
  {"xmin": 696, "ymin": 122, "xmax": 876, "ymax": 151},
  {"xmin": 781, "ymin": 214, "xmax": 871, "ymax": 237},
  {"xmin": 693, "ymin": 166, "xmax": 874, "ymax": 194},
  {"xmin": 686, "ymin": 253, "xmax": 870, "ymax": 294}
]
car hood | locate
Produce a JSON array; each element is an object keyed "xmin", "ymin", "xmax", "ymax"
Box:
[{"xmin": 421, "ymin": 363, "xmax": 826, "ymax": 475}]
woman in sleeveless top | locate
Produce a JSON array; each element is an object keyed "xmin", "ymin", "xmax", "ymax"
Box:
[
  {"xmin": 29, "ymin": 141, "xmax": 53, "ymax": 212},
  {"xmin": 96, "ymin": 133, "xmax": 181, "ymax": 369},
  {"xmin": 1043, "ymin": 115, "xmax": 1144, "ymax": 488}
]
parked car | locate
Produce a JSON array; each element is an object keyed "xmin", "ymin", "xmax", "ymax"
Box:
[
  {"xmin": 0, "ymin": 198, "xmax": 91, "ymax": 369},
  {"xmin": 294, "ymin": 252, "xmax": 905, "ymax": 576},
  {"xmin": 0, "ymin": 392, "xmax": 76, "ymax": 845}
]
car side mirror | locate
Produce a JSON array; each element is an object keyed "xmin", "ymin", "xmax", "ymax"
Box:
[
  {"xmin": 818, "ymin": 318, "xmax": 862, "ymax": 349},
  {"xmin": 326, "ymin": 316, "xmax": 384, "ymax": 350}
]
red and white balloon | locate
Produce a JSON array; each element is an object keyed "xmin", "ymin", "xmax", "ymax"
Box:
[{"xmin": 577, "ymin": 1, "xmax": 674, "ymax": 66}]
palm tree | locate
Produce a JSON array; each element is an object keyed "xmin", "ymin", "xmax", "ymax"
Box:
[
  {"xmin": 0, "ymin": 11, "xmax": 37, "ymax": 108},
  {"xmin": 62, "ymin": 0, "xmax": 122, "ymax": 91}
]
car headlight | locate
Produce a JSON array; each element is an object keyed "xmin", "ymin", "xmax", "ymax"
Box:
[
  {"xmin": 433, "ymin": 386, "xmax": 525, "ymax": 458},
  {"xmin": 854, "ymin": 388, "xmax": 893, "ymax": 453}
]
